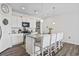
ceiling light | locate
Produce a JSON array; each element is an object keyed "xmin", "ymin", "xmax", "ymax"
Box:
[
  {"xmin": 53, "ymin": 22, "xmax": 55, "ymax": 25},
  {"xmin": 21, "ymin": 7, "xmax": 25, "ymax": 10},
  {"xmin": 41, "ymin": 20, "xmax": 43, "ymax": 23}
]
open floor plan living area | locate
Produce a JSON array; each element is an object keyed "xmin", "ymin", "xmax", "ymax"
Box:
[{"xmin": 0, "ymin": 3, "xmax": 79, "ymax": 56}]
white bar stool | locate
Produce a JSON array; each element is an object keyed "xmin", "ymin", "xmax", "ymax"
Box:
[
  {"xmin": 50, "ymin": 33, "xmax": 57, "ymax": 55},
  {"xmin": 56, "ymin": 32, "xmax": 64, "ymax": 49},
  {"xmin": 34, "ymin": 34, "xmax": 50, "ymax": 56}
]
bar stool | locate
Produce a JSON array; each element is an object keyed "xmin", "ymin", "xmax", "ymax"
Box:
[
  {"xmin": 50, "ymin": 33, "xmax": 57, "ymax": 55},
  {"xmin": 56, "ymin": 32, "xmax": 64, "ymax": 49},
  {"xmin": 34, "ymin": 34, "xmax": 50, "ymax": 56}
]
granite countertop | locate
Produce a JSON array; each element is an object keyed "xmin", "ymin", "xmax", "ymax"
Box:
[{"xmin": 26, "ymin": 33, "xmax": 43, "ymax": 42}]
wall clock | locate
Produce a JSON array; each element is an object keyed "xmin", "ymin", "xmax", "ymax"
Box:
[{"xmin": 1, "ymin": 4, "xmax": 9, "ymax": 14}]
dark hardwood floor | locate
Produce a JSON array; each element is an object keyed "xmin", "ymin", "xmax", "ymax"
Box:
[
  {"xmin": 0, "ymin": 45, "xmax": 29, "ymax": 56},
  {"xmin": 56, "ymin": 43, "xmax": 79, "ymax": 56},
  {"xmin": 0, "ymin": 43, "xmax": 79, "ymax": 56}
]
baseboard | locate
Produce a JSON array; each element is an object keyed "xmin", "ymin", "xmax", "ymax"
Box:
[
  {"xmin": 63, "ymin": 40, "xmax": 79, "ymax": 45},
  {"xmin": 12, "ymin": 42, "xmax": 24, "ymax": 47}
]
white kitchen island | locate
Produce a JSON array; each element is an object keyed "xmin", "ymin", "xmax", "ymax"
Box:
[
  {"xmin": 25, "ymin": 33, "xmax": 51, "ymax": 56},
  {"xmin": 25, "ymin": 32, "xmax": 64, "ymax": 56}
]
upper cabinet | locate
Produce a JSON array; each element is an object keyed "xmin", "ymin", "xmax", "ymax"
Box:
[{"xmin": 11, "ymin": 16, "xmax": 22, "ymax": 27}]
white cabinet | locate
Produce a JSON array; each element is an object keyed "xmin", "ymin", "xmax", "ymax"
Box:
[
  {"xmin": 25, "ymin": 36, "xmax": 35, "ymax": 55},
  {"xmin": 11, "ymin": 34, "xmax": 23, "ymax": 46},
  {"xmin": 17, "ymin": 34, "xmax": 23, "ymax": 44},
  {"xmin": 10, "ymin": 15, "xmax": 23, "ymax": 46},
  {"xmin": 11, "ymin": 16, "xmax": 22, "ymax": 28}
]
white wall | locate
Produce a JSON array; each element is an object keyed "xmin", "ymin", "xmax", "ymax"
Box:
[
  {"xmin": 42, "ymin": 9, "xmax": 79, "ymax": 45},
  {"xmin": 0, "ymin": 3, "xmax": 13, "ymax": 52}
]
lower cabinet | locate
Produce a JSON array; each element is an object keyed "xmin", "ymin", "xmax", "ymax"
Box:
[{"xmin": 11, "ymin": 34, "xmax": 23, "ymax": 46}]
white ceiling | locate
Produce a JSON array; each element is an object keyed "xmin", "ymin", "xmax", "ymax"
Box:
[{"xmin": 9, "ymin": 3, "xmax": 79, "ymax": 18}]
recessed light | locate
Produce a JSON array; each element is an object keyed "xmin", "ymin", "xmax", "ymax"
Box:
[
  {"xmin": 53, "ymin": 22, "xmax": 55, "ymax": 25},
  {"xmin": 21, "ymin": 7, "xmax": 25, "ymax": 10},
  {"xmin": 41, "ymin": 20, "xmax": 43, "ymax": 23}
]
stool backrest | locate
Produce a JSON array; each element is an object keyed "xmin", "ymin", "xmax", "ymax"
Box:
[
  {"xmin": 57, "ymin": 32, "xmax": 63, "ymax": 41},
  {"xmin": 51, "ymin": 33, "xmax": 56, "ymax": 44},
  {"xmin": 42, "ymin": 34, "xmax": 50, "ymax": 48}
]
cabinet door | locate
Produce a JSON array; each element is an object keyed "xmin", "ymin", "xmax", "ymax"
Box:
[
  {"xmin": 11, "ymin": 34, "xmax": 23, "ymax": 46},
  {"xmin": 11, "ymin": 34, "xmax": 17, "ymax": 46},
  {"xmin": 17, "ymin": 16, "xmax": 22, "ymax": 27},
  {"xmin": 17, "ymin": 34, "xmax": 23, "ymax": 44}
]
